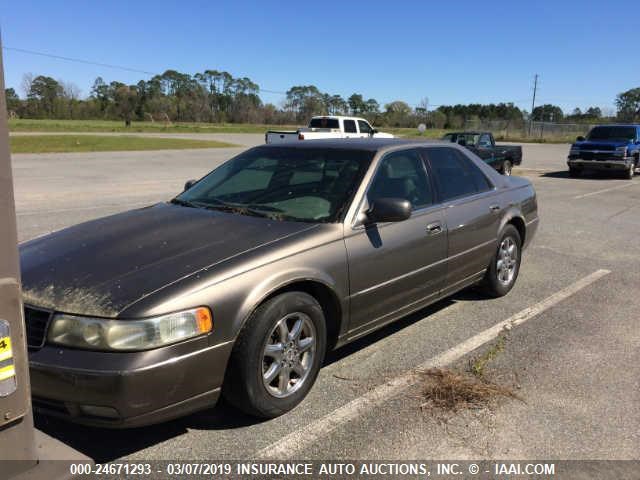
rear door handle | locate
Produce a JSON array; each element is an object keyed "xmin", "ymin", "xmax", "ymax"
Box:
[
  {"xmin": 426, "ymin": 222, "xmax": 443, "ymax": 235},
  {"xmin": 489, "ymin": 204, "xmax": 501, "ymax": 212}
]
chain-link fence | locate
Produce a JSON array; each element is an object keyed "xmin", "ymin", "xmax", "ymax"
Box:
[{"xmin": 462, "ymin": 118, "xmax": 594, "ymax": 142}]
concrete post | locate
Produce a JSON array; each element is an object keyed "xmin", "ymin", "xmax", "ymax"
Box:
[{"xmin": 0, "ymin": 33, "xmax": 92, "ymax": 480}]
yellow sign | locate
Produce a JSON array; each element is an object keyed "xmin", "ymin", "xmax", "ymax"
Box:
[
  {"xmin": 0, "ymin": 336, "xmax": 12, "ymax": 362},
  {"xmin": 0, "ymin": 364, "xmax": 15, "ymax": 381}
]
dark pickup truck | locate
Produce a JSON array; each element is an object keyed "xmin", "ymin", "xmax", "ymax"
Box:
[
  {"xmin": 567, "ymin": 125, "xmax": 640, "ymax": 179},
  {"xmin": 442, "ymin": 131, "xmax": 522, "ymax": 175}
]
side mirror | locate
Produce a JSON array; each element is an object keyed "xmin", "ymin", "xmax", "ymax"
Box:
[
  {"xmin": 371, "ymin": 129, "xmax": 378, "ymax": 135},
  {"xmin": 576, "ymin": 136, "xmax": 585, "ymax": 142},
  {"xmin": 184, "ymin": 179, "xmax": 197, "ymax": 191},
  {"xmin": 457, "ymin": 138, "xmax": 467, "ymax": 146},
  {"xmin": 366, "ymin": 198, "xmax": 412, "ymax": 223}
]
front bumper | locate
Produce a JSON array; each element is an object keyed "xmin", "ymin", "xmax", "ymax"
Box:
[
  {"xmin": 567, "ymin": 156, "xmax": 634, "ymax": 170},
  {"xmin": 28, "ymin": 336, "xmax": 234, "ymax": 428}
]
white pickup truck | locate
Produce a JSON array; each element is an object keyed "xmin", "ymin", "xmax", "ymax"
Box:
[{"xmin": 265, "ymin": 116, "xmax": 394, "ymax": 144}]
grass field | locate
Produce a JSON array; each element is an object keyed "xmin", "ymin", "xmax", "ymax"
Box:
[
  {"xmin": 8, "ymin": 118, "xmax": 293, "ymax": 134},
  {"xmin": 10, "ymin": 135, "xmax": 237, "ymax": 154},
  {"xmin": 394, "ymin": 127, "xmax": 576, "ymax": 143},
  {"xmin": 8, "ymin": 119, "xmax": 439, "ymax": 137},
  {"xmin": 8, "ymin": 119, "xmax": 574, "ymax": 143},
  {"xmin": 388, "ymin": 128, "xmax": 449, "ymax": 138}
]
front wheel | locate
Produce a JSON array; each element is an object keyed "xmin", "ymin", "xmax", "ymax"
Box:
[
  {"xmin": 569, "ymin": 167, "xmax": 580, "ymax": 178},
  {"xmin": 624, "ymin": 162, "xmax": 635, "ymax": 180},
  {"xmin": 500, "ymin": 160, "xmax": 513, "ymax": 176},
  {"xmin": 481, "ymin": 225, "xmax": 522, "ymax": 297},
  {"xmin": 223, "ymin": 292, "xmax": 327, "ymax": 418}
]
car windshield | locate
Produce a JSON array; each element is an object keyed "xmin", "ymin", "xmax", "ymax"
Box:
[
  {"xmin": 309, "ymin": 118, "xmax": 340, "ymax": 129},
  {"xmin": 174, "ymin": 147, "xmax": 373, "ymax": 223},
  {"xmin": 442, "ymin": 133, "xmax": 480, "ymax": 146},
  {"xmin": 587, "ymin": 126, "xmax": 636, "ymax": 141}
]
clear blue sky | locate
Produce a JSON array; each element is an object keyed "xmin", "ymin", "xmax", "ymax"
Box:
[{"xmin": 1, "ymin": 0, "xmax": 637, "ymax": 114}]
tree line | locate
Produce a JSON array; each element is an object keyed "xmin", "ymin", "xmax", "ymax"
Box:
[{"xmin": 5, "ymin": 69, "xmax": 640, "ymax": 127}]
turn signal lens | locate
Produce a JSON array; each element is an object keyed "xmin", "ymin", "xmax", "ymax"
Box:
[{"xmin": 195, "ymin": 307, "xmax": 213, "ymax": 333}]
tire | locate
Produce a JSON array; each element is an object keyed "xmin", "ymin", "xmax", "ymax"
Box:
[
  {"xmin": 481, "ymin": 225, "xmax": 522, "ymax": 298},
  {"xmin": 223, "ymin": 291, "xmax": 327, "ymax": 418},
  {"xmin": 624, "ymin": 162, "xmax": 635, "ymax": 180},
  {"xmin": 569, "ymin": 167, "xmax": 580, "ymax": 178},
  {"xmin": 501, "ymin": 160, "xmax": 513, "ymax": 176}
]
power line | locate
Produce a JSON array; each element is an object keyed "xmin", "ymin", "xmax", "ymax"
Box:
[
  {"xmin": 2, "ymin": 46, "xmax": 289, "ymax": 96},
  {"xmin": 256, "ymin": 88, "xmax": 287, "ymax": 95},
  {"xmin": 3, "ymin": 46, "xmax": 432, "ymax": 104},
  {"xmin": 3, "ymin": 46, "xmax": 158, "ymax": 75},
  {"xmin": 4, "ymin": 46, "xmax": 605, "ymax": 109}
]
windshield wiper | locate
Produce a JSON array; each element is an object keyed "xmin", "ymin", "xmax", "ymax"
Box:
[
  {"xmin": 173, "ymin": 197, "xmax": 290, "ymax": 220},
  {"xmin": 171, "ymin": 197, "xmax": 233, "ymax": 211},
  {"xmin": 194, "ymin": 202, "xmax": 274, "ymax": 219},
  {"xmin": 170, "ymin": 198, "xmax": 199, "ymax": 208}
]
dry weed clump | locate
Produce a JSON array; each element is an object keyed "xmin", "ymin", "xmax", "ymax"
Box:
[{"xmin": 418, "ymin": 368, "xmax": 521, "ymax": 412}]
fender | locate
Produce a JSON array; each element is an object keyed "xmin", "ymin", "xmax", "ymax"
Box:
[
  {"xmin": 232, "ymin": 266, "xmax": 346, "ymax": 342},
  {"xmin": 498, "ymin": 206, "xmax": 526, "ymax": 243}
]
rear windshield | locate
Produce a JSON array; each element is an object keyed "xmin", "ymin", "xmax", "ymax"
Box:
[
  {"xmin": 309, "ymin": 118, "xmax": 340, "ymax": 129},
  {"xmin": 588, "ymin": 126, "xmax": 637, "ymax": 141}
]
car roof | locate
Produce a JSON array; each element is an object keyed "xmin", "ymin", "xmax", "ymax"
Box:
[
  {"xmin": 592, "ymin": 124, "xmax": 639, "ymax": 127},
  {"xmin": 310, "ymin": 115, "xmax": 366, "ymax": 121},
  {"xmin": 259, "ymin": 138, "xmax": 447, "ymax": 152},
  {"xmin": 446, "ymin": 131, "xmax": 487, "ymax": 135}
]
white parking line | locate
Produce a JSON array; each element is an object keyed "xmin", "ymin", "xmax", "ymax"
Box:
[
  {"xmin": 573, "ymin": 182, "xmax": 638, "ymax": 199},
  {"xmin": 256, "ymin": 269, "xmax": 611, "ymax": 460}
]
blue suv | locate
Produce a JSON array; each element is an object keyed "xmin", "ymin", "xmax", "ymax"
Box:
[{"xmin": 567, "ymin": 125, "xmax": 640, "ymax": 179}]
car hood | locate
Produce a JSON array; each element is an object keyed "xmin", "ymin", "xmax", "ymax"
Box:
[
  {"xmin": 573, "ymin": 139, "xmax": 629, "ymax": 150},
  {"xmin": 20, "ymin": 203, "xmax": 317, "ymax": 318}
]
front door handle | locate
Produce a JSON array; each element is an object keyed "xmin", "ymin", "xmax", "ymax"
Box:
[
  {"xmin": 426, "ymin": 222, "xmax": 443, "ymax": 235},
  {"xmin": 489, "ymin": 204, "xmax": 501, "ymax": 212}
]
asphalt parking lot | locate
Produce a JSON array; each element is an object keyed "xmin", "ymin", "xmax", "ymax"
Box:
[{"xmin": 12, "ymin": 137, "xmax": 640, "ymax": 461}]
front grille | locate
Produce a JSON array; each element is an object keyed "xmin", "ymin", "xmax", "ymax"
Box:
[
  {"xmin": 24, "ymin": 306, "xmax": 53, "ymax": 349},
  {"xmin": 580, "ymin": 152, "xmax": 617, "ymax": 161},
  {"xmin": 581, "ymin": 144, "xmax": 615, "ymax": 151}
]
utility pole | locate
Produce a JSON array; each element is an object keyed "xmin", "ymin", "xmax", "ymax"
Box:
[
  {"xmin": 424, "ymin": 97, "xmax": 429, "ymax": 126},
  {"xmin": 529, "ymin": 74, "xmax": 538, "ymax": 136}
]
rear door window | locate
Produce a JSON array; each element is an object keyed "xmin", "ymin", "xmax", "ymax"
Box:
[
  {"xmin": 343, "ymin": 119, "xmax": 357, "ymax": 133},
  {"xmin": 424, "ymin": 147, "xmax": 492, "ymax": 202}
]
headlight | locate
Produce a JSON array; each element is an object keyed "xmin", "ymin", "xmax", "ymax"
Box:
[
  {"xmin": 616, "ymin": 146, "xmax": 628, "ymax": 156},
  {"xmin": 47, "ymin": 307, "xmax": 212, "ymax": 351}
]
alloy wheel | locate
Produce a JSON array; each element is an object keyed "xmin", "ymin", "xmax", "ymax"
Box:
[
  {"xmin": 496, "ymin": 236, "xmax": 518, "ymax": 285},
  {"xmin": 261, "ymin": 312, "xmax": 317, "ymax": 398}
]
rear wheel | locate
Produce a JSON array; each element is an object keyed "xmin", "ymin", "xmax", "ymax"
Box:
[
  {"xmin": 223, "ymin": 292, "xmax": 327, "ymax": 418},
  {"xmin": 481, "ymin": 225, "xmax": 522, "ymax": 297},
  {"xmin": 501, "ymin": 160, "xmax": 513, "ymax": 176}
]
